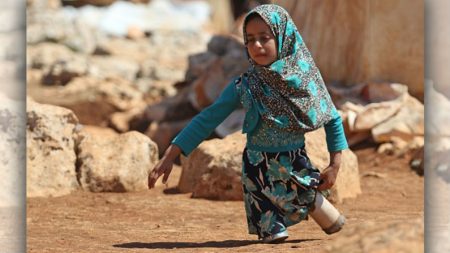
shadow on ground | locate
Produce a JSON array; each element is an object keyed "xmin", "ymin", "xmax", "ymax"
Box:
[{"xmin": 113, "ymin": 239, "xmax": 319, "ymax": 249}]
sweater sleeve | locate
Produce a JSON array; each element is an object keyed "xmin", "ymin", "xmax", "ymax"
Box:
[
  {"xmin": 324, "ymin": 112, "xmax": 349, "ymax": 152},
  {"xmin": 171, "ymin": 81, "xmax": 240, "ymax": 156}
]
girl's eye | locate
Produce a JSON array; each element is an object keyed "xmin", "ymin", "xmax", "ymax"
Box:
[
  {"xmin": 260, "ymin": 36, "xmax": 271, "ymax": 43},
  {"xmin": 247, "ymin": 38, "xmax": 256, "ymax": 44}
]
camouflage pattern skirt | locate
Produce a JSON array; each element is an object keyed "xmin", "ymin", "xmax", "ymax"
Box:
[{"xmin": 241, "ymin": 147, "xmax": 321, "ymax": 238}]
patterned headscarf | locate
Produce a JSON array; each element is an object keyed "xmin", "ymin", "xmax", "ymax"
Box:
[{"xmin": 242, "ymin": 4, "xmax": 337, "ymax": 133}]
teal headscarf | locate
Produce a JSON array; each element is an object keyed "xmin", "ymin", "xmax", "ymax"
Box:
[{"xmin": 241, "ymin": 4, "xmax": 337, "ymax": 133}]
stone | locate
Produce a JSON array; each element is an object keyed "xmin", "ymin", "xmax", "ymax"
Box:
[
  {"xmin": 30, "ymin": 76, "xmax": 145, "ymax": 127},
  {"xmin": 135, "ymin": 79, "xmax": 177, "ymax": 101},
  {"xmin": 372, "ymin": 94, "xmax": 424, "ymax": 143},
  {"xmin": 178, "ymin": 132, "xmax": 246, "ymax": 200},
  {"xmin": 88, "ymin": 55, "xmax": 140, "ymax": 82},
  {"xmin": 187, "ymin": 35, "xmax": 249, "ymax": 110},
  {"xmin": 41, "ymin": 56, "xmax": 89, "ymax": 86},
  {"xmin": 277, "ymin": 0, "xmax": 424, "ymax": 100},
  {"xmin": 27, "ymin": 42, "xmax": 79, "ymax": 71},
  {"xmin": 27, "ymin": 10, "xmax": 98, "ymax": 54},
  {"xmin": 108, "ymin": 107, "xmax": 145, "ymax": 133},
  {"xmin": 143, "ymin": 87, "xmax": 197, "ymax": 122},
  {"xmin": 305, "ymin": 128, "xmax": 361, "ymax": 203},
  {"xmin": 77, "ymin": 130, "xmax": 159, "ymax": 192},
  {"xmin": 26, "ymin": 99, "xmax": 81, "ymax": 198},
  {"xmin": 95, "ymin": 37, "xmax": 153, "ymax": 64},
  {"xmin": 354, "ymin": 91, "xmax": 406, "ymax": 131}
]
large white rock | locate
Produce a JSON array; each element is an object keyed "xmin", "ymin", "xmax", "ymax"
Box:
[
  {"xmin": 178, "ymin": 132, "xmax": 246, "ymax": 200},
  {"xmin": 77, "ymin": 130, "xmax": 159, "ymax": 192},
  {"xmin": 372, "ymin": 94, "xmax": 424, "ymax": 143},
  {"xmin": 26, "ymin": 99, "xmax": 80, "ymax": 198},
  {"xmin": 305, "ymin": 128, "xmax": 361, "ymax": 203}
]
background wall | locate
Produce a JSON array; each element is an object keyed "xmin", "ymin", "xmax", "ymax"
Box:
[{"xmin": 274, "ymin": 0, "xmax": 424, "ymax": 100}]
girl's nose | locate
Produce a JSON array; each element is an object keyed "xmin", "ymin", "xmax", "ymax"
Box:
[{"xmin": 253, "ymin": 40, "xmax": 263, "ymax": 48}]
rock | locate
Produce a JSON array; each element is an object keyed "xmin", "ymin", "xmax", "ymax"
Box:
[
  {"xmin": 325, "ymin": 218, "xmax": 424, "ymax": 253},
  {"xmin": 353, "ymin": 84, "xmax": 407, "ymax": 131},
  {"xmin": 27, "ymin": 10, "xmax": 98, "ymax": 54},
  {"xmin": 0, "ymin": 94, "xmax": 25, "ymax": 207},
  {"xmin": 135, "ymin": 79, "xmax": 177, "ymax": 100},
  {"xmin": 337, "ymin": 83, "xmax": 424, "ymax": 150},
  {"xmin": 27, "ymin": 42, "xmax": 90, "ymax": 86},
  {"xmin": 185, "ymin": 52, "xmax": 218, "ymax": 82},
  {"xmin": 26, "ymin": 99, "xmax": 81, "ymax": 198},
  {"xmin": 143, "ymin": 87, "xmax": 198, "ymax": 122},
  {"xmin": 108, "ymin": 107, "xmax": 145, "ymax": 133},
  {"xmin": 79, "ymin": 125, "xmax": 118, "ymax": 137},
  {"xmin": 30, "ymin": 76, "xmax": 145, "ymax": 127},
  {"xmin": 277, "ymin": 0, "xmax": 424, "ymax": 100},
  {"xmin": 95, "ymin": 37, "xmax": 153, "ymax": 64},
  {"xmin": 187, "ymin": 35, "xmax": 249, "ymax": 110},
  {"xmin": 77, "ymin": 130, "xmax": 159, "ymax": 192},
  {"xmin": 145, "ymin": 119, "xmax": 191, "ymax": 157},
  {"xmin": 372, "ymin": 94, "xmax": 424, "ymax": 143},
  {"xmin": 178, "ymin": 132, "xmax": 246, "ymax": 200},
  {"xmin": 305, "ymin": 128, "xmax": 361, "ymax": 203},
  {"xmin": 88, "ymin": 55, "xmax": 140, "ymax": 82},
  {"xmin": 41, "ymin": 56, "xmax": 89, "ymax": 86},
  {"xmin": 27, "ymin": 43, "xmax": 78, "ymax": 70}
]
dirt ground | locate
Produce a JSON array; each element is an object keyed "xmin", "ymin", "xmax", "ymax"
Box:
[{"xmin": 27, "ymin": 146, "xmax": 424, "ymax": 253}]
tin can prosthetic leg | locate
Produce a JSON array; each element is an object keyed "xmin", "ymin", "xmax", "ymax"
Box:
[{"xmin": 309, "ymin": 191, "xmax": 346, "ymax": 234}]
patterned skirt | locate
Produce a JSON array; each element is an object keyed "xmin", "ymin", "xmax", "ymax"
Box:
[{"xmin": 241, "ymin": 147, "xmax": 321, "ymax": 238}]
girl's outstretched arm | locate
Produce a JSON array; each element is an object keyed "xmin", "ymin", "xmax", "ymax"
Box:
[
  {"xmin": 319, "ymin": 112, "xmax": 348, "ymax": 191},
  {"xmin": 148, "ymin": 78, "xmax": 241, "ymax": 189}
]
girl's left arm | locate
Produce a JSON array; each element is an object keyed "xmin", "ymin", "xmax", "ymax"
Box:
[{"xmin": 318, "ymin": 114, "xmax": 348, "ymax": 190}]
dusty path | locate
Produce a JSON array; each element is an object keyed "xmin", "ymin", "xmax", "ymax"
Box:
[{"xmin": 27, "ymin": 147, "xmax": 423, "ymax": 252}]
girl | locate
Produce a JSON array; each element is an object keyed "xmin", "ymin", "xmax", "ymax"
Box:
[{"xmin": 148, "ymin": 4, "xmax": 348, "ymax": 243}]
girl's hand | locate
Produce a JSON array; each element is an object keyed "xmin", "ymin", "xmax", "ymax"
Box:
[
  {"xmin": 148, "ymin": 145, "xmax": 181, "ymax": 189},
  {"xmin": 148, "ymin": 157, "xmax": 174, "ymax": 189},
  {"xmin": 318, "ymin": 151, "xmax": 342, "ymax": 191}
]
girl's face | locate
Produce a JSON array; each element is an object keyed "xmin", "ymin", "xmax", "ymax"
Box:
[{"xmin": 245, "ymin": 16, "xmax": 278, "ymax": 66}]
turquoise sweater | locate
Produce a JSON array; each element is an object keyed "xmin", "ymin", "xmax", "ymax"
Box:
[{"xmin": 172, "ymin": 78, "xmax": 348, "ymax": 156}]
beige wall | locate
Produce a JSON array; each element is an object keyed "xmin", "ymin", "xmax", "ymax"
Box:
[{"xmin": 274, "ymin": 0, "xmax": 424, "ymax": 100}]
